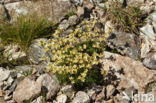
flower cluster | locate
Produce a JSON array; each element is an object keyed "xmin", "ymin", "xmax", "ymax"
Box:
[{"xmin": 42, "ymin": 19, "xmax": 109, "ymax": 85}]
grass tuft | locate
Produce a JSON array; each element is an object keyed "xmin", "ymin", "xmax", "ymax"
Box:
[
  {"xmin": 105, "ymin": 1, "xmax": 146, "ymax": 34},
  {"xmin": 0, "ymin": 14, "xmax": 56, "ymax": 52}
]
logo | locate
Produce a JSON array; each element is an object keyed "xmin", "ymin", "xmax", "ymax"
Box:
[{"xmin": 122, "ymin": 91, "xmax": 155, "ymax": 102}]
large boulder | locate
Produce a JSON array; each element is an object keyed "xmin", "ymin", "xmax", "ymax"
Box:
[
  {"xmin": 13, "ymin": 77, "xmax": 41, "ymax": 103},
  {"xmin": 36, "ymin": 73, "xmax": 60, "ymax": 100},
  {"xmin": 102, "ymin": 52, "xmax": 156, "ymax": 92},
  {"xmin": 5, "ymin": 0, "xmax": 71, "ymax": 22},
  {"xmin": 106, "ymin": 32, "xmax": 140, "ymax": 59}
]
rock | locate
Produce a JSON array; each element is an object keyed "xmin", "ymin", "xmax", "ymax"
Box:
[
  {"xmin": 36, "ymin": 73, "xmax": 60, "ymax": 100},
  {"xmin": 8, "ymin": 80, "xmax": 19, "ymax": 95},
  {"xmin": 0, "ymin": 67, "xmax": 10, "ymax": 82},
  {"xmin": 106, "ymin": 32, "xmax": 140, "ymax": 59},
  {"xmin": 60, "ymin": 85, "xmax": 75, "ymax": 99},
  {"xmin": 13, "ymin": 77, "xmax": 41, "ymax": 103},
  {"xmin": 95, "ymin": 88, "xmax": 105, "ymax": 102},
  {"xmin": 28, "ymin": 38, "xmax": 50, "ymax": 64},
  {"xmin": 140, "ymin": 23, "xmax": 156, "ymax": 40},
  {"xmin": 104, "ymin": 21, "xmax": 115, "ymax": 34},
  {"xmin": 87, "ymin": 89, "xmax": 96, "ymax": 100},
  {"xmin": 7, "ymin": 76, "xmax": 14, "ymax": 86},
  {"xmin": 143, "ymin": 52, "xmax": 156, "ymax": 70},
  {"xmin": 5, "ymin": 0, "xmax": 71, "ymax": 22},
  {"xmin": 72, "ymin": 91, "xmax": 90, "ymax": 103},
  {"xmin": 106, "ymin": 85, "xmax": 115, "ymax": 99},
  {"xmin": 56, "ymin": 94, "xmax": 67, "ymax": 103},
  {"xmin": 32, "ymin": 96, "xmax": 45, "ymax": 103},
  {"xmin": 140, "ymin": 34, "xmax": 156, "ymax": 58},
  {"xmin": 3, "ymin": 44, "xmax": 26, "ymax": 61},
  {"xmin": 77, "ymin": 6, "xmax": 84, "ymax": 17},
  {"xmin": 70, "ymin": 0, "xmax": 83, "ymax": 5},
  {"xmin": 126, "ymin": 0, "xmax": 144, "ymax": 6},
  {"xmin": 15, "ymin": 65, "xmax": 33, "ymax": 76},
  {"xmin": 91, "ymin": 0, "xmax": 104, "ymax": 4},
  {"xmin": 102, "ymin": 52, "xmax": 156, "ymax": 92},
  {"xmin": 59, "ymin": 20, "xmax": 70, "ymax": 30},
  {"xmin": 0, "ymin": 4, "xmax": 7, "ymax": 20},
  {"xmin": 149, "ymin": 11, "xmax": 156, "ymax": 23},
  {"xmin": 68, "ymin": 15, "xmax": 78, "ymax": 25},
  {"xmin": 140, "ymin": 11, "xmax": 156, "ymax": 58}
]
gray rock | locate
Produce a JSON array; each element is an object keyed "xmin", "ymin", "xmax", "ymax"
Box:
[
  {"xmin": 0, "ymin": 67, "xmax": 10, "ymax": 82},
  {"xmin": 95, "ymin": 88, "xmax": 105, "ymax": 102},
  {"xmin": 15, "ymin": 65, "xmax": 33, "ymax": 76},
  {"xmin": 150, "ymin": 11, "xmax": 156, "ymax": 23},
  {"xmin": 5, "ymin": 0, "xmax": 71, "ymax": 23},
  {"xmin": 36, "ymin": 73, "xmax": 60, "ymax": 100},
  {"xmin": 9, "ymin": 79, "xmax": 19, "ymax": 95},
  {"xmin": 59, "ymin": 20, "xmax": 70, "ymax": 30},
  {"xmin": 56, "ymin": 94, "xmax": 67, "ymax": 103},
  {"xmin": 28, "ymin": 38, "xmax": 50, "ymax": 64},
  {"xmin": 87, "ymin": 89, "xmax": 96, "ymax": 100},
  {"xmin": 13, "ymin": 77, "xmax": 41, "ymax": 103},
  {"xmin": 143, "ymin": 52, "xmax": 156, "ymax": 70},
  {"xmin": 70, "ymin": 0, "xmax": 83, "ymax": 5},
  {"xmin": 60, "ymin": 85, "xmax": 75, "ymax": 99},
  {"xmin": 91, "ymin": 0, "xmax": 104, "ymax": 4},
  {"xmin": 77, "ymin": 6, "xmax": 84, "ymax": 17},
  {"xmin": 106, "ymin": 85, "xmax": 115, "ymax": 99},
  {"xmin": 140, "ymin": 23, "xmax": 156, "ymax": 40},
  {"xmin": 106, "ymin": 32, "xmax": 140, "ymax": 59},
  {"xmin": 3, "ymin": 44, "xmax": 26, "ymax": 61},
  {"xmin": 68, "ymin": 15, "xmax": 78, "ymax": 25},
  {"xmin": 32, "ymin": 96, "xmax": 45, "ymax": 103},
  {"xmin": 72, "ymin": 91, "xmax": 90, "ymax": 103}
]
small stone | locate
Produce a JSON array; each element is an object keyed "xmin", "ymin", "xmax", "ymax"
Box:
[
  {"xmin": 15, "ymin": 65, "xmax": 33, "ymax": 75},
  {"xmin": 87, "ymin": 89, "xmax": 96, "ymax": 100},
  {"xmin": 0, "ymin": 67, "xmax": 10, "ymax": 82},
  {"xmin": 13, "ymin": 77, "xmax": 41, "ymax": 103},
  {"xmin": 56, "ymin": 94, "xmax": 67, "ymax": 103},
  {"xmin": 96, "ymin": 88, "xmax": 105, "ymax": 102},
  {"xmin": 77, "ymin": 6, "xmax": 84, "ymax": 17},
  {"xmin": 60, "ymin": 85, "xmax": 75, "ymax": 98},
  {"xmin": 140, "ymin": 23, "xmax": 156, "ymax": 40},
  {"xmin": 32, "ymin": 96, "xmax": 45, "ymax": 103},
  {"xmin": 68, "ymin": 15, "xmax": 78, "ymax": 25},
  {"xmin": 36, "ymin": 73, "xmax": 60, "ymax": 100},
  {"xmin": 70, "ymin": 0, "xmax": 83, "ymax": 5},
  {"xmin": 10, "ymin": 71, "xmax": 17, "ymax": 79},
  {"xmin": 4, "ymin": 94, "xmax": 12, "ymax": 101},
  {"xmin": 106, "ymin": 85, "xmax": 115, "ymax": 99},
  {"xmin": 7, "ymin": 76, "xmax": 14, "ymax": 84},
  {"xmin": 0, "ymin": 90, "xmax": 4, "ymax": 96},
  {"xmin": 3, "ymin": 44, "xmax": 26, "ymax": 61},
  {"xmin": 143, "ymin": 52, "xmax": 156, "ymax": 70},
  {"xmin": 59, "ymin": 20, "xmax": 70, "ymax": 30},
  {"xmin": 28, "ymin": 38, "xmax": 50, "ymax": 64},
  {"xmin": 72, "ymin": 91, "xmax": 90, "ymax": 103}
]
